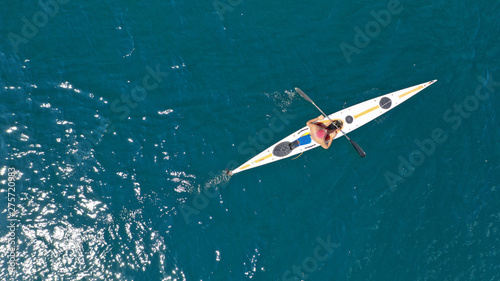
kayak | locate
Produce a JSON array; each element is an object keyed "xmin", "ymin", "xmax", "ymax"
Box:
[{"xmin": 230, "ymin": 80, "xmax": 437, "ymax": 175}]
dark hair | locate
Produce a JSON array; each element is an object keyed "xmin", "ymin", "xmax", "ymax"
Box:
[{"xmin": 326, "ymin": 120, "xmax": 343, "ymax": 133}]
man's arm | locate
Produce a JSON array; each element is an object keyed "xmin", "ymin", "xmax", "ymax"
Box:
[
  {"xmin": 324, "ymin": 131, "xmax": 338, "ymax": 149},
  {"xmin": 306, "ymin": 115, "xmax": 324, "ymax": 126},
  {"xmin": 320, "ymin": 141, "xmax": 329, "ymax": 149}
]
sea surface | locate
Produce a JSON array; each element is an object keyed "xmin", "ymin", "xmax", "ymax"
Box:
[{"xmin": 1, "ymin": 0, "xmax": 499, "ymax": 280}]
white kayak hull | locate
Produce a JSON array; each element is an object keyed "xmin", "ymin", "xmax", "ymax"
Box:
[{"xmin": 231, "ymin": 80, "xmax": 437, "ymax": 175}]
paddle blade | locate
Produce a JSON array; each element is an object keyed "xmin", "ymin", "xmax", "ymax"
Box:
[
  {"xmin": 295, "ymin": 87, "xmax": 313, "ymax": 103},
  {"xmin": 350, "ymin": 139, "xmax": 366, "ymax": 157}
]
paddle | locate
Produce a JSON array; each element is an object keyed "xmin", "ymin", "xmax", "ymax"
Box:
[{"xmin": 295, "ymin": 87, "xmax": 366, "ymax": 157}]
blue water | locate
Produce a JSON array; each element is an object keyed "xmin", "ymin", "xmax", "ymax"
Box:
[{"xmin": 1, "ymin": 0, "xmax": 499, "ymax": 280}]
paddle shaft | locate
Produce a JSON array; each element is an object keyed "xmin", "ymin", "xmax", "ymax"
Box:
[
  {"xmin": 309, "ymin": 100, "xmax": 351, "ymax": 140},
  {"xmin": 296, "ymin": 87, "xmax": 366, "ymax": 157}
]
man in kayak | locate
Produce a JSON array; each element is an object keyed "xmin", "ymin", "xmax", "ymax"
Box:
[
  {"xmin": 227, "ymin": 115, "xmax": 341, "ymax": 175},
  {"xmin": 306, "ymin": 115, "xmax": 339, "ymax": 149}
]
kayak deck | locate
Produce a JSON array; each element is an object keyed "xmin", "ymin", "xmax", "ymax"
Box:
[{"xmin": 230, "ymin": 80, "xmax": 437, "ymax": 175}]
